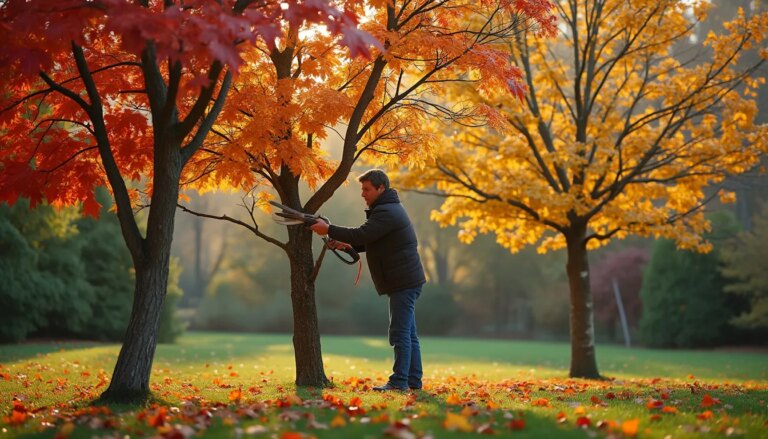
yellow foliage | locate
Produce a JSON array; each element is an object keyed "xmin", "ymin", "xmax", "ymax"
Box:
[
  {"xmin": 186, "ymin": 0, "xmax": 554, "ymax": 204},
  {"xmin": 399, "ymin": 0, "xmax": 768, "ymax": 255},
  {"xmin": 443, "ymin": 412, "xmax": 474, "ymax": 432}
]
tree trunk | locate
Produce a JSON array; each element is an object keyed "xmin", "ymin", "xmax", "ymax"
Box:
[
  {"xmin": 100, "ymin": 149, "xmax": 182, "ymax": 403},
  {"xmin": 286, "ymin": 226, "xmax": 330, "ymax": 387},
  {"xmin": 270, "ymin": 38, "xmax": 330, "ymax": 385},
  {"xmin": 99, "ymin": 257, "xmax": 170, "ymax": 402},
  {"xmin": 434, "ymin": 247, "xmax": 449, "ymax": 286},
  {"xmin": 564, "ymin": 225, "xmax": 602, "ymax": 379}
]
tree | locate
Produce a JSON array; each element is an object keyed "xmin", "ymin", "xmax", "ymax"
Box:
[
  {"xmin": 180, "ymin": 0, "xmax": 556, "ymax": 387},
  {"xmin": 0, "ymin": 0, "xmax": 374, "ymax": 402},
  {"xmin": 721, "ymin": 202, "xmax": 768, "ymax": 329},
  {"xmin": 639, "ymin": 240, "xmax": 726, "ymax": 347},
  {"xmin": 0, "ymin": 193, "xmax": 141, "ymax": 343},
  {"xmin": 0, "ymin": 200, "xmax": 95, "ymax": 340},
  {"xmin": 75, "ymin": 188, "xmax": 136, "ymax": 341},
  {"xmin": 401, "ymin": 0, "xmax": 768, "ymax": 377},
  {"xmin": 0, "ymin": 201, "xmax": 61, "ymax": 342},
  {"xmin": 640, "ymin": 211, "xmax": 742, "ymax": 347},
  {"xmin": 173, "ymin": 193, "xmax": 229, "ymax": 309}
]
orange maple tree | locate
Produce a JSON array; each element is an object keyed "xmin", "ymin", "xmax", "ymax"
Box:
[
  {"xmin": 0, "ymin": 0, "xmax": 375, "ymax": 403},
  {"xmin": 178, "ymin": 0, "xmax": 556, "ymax": 388}
]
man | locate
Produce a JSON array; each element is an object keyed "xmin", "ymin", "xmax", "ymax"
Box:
[{"xmin": 309, "ymin": 169, "xmax": 426, "ymax": 391}]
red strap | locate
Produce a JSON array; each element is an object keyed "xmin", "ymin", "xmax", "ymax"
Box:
[{"xmin": 354, "ymin": 259, "xmax": 362, "ymax": 286}]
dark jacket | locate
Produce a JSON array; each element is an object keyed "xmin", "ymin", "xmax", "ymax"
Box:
[{"xmin": 328, "ymin": 189, "xmax": 426, "ymax": 295}]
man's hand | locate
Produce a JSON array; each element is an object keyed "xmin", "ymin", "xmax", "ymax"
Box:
[
  {"xmin": 309, "ymin": 218, "xmax": 330, "ymax": 235},
  {"xmin": 326, "ymin": 239, "xmax": 352, "ymax": 251}
]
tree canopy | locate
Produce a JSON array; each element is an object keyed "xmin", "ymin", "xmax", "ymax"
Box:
[{"xmin": 400, "ymin": 0, "xmax": 768, "ymax": 377}]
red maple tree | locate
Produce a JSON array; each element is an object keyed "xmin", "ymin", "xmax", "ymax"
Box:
[{"xmin": 0, "ymin": 0, "xmax": 375, "ymax": 402}]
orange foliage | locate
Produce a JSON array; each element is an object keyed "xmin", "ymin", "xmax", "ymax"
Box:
[
  {"xmin": 701, "ymin": 394, "xmax": 722, "ymax": 408},
  {"xmin": 188, "ymin": 0, "xmax": 557, "ymax": 204}
]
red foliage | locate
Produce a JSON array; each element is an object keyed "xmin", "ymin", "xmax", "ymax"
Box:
[
  {"xmin": 591, "ymin": 247, "xmax": 649, "ymax": 328},
  {"xmin": 0, "ymin": 0, "xmax": 375, "ymax": 214}
]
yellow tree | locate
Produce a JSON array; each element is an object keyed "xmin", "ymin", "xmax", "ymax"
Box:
[
  {"xmin": 401, "ymin": 0, "xmax": 768, "ymax": 378},
  {"xmin": 179, "ymin": 0, "xmax": 556, "ymax": 387}
]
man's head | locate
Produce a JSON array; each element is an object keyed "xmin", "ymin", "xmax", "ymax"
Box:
[{"xmin": 358, "ymin": 169, "xmax": 389, "ymax": 207}]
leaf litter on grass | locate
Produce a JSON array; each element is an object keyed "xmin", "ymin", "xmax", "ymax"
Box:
[{"xmin": 2, "ymin": 361, "xmax": 767, "ymax": 438}]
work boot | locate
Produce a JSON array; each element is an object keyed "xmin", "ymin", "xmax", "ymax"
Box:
[{"xmin": 372, "ymin": 383, "xmax": 408, "ymax": 392}]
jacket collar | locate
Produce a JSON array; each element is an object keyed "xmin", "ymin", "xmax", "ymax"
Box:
[{"xmin": 368, "ymin": 188, "xmax": 400, "ymax": 210}]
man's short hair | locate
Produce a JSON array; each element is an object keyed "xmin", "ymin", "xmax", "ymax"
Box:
[{"xmin": 358, "ymin": 169, "xmax": 390, "ymax": 190}]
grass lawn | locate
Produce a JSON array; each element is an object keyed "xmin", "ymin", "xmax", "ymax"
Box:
[{"xmin": 1, "ymin": 332, "xmax": 767, "ymax": 438}]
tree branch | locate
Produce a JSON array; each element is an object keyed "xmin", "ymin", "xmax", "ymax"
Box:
[
  {"xmin": 178, "ymin": 203, "xmax": 286, "ymax": 250},
  {"xmin": 182, "ymin": 69, "xmax": 233, "ymax": 162}
]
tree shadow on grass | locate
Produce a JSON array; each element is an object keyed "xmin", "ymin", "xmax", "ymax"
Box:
[
  {"xmin": 320, "ymin": 335, "xmax": 768, "ymax": 382},
  {"xmin": 0, "ymin": 340, "xmax": 112, "ymax": 363}
]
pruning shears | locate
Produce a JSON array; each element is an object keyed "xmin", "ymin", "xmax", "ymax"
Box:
[{"xmin": 268, "ymin": 200, "xmax": 360, "ymax": 265}]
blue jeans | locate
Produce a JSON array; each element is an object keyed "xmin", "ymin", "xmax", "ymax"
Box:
[{"xmin": 387, "ymin": 286, "xmax": 423, "ymax": 389}]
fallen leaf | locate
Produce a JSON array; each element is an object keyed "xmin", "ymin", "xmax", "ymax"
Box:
[
  {"xmin": 446, "ymin": 393, "xmax": 462, "ymax": 405},
  {"xmin": 285, "ymin": 394, "xmax": 303, "ymax": 406},
  {"xmin": 371, "ymin": 413, "xmax": 389, "ymax": 424},
  {"xmin": 148, "ymin": 407, "xmax": 167, "ymax": 427},
  {"xmin": 443, "ymin": 412, "xmax": 473, "ymax": 432},
  {"xmin": 697, "ymin": 410, "xmax": 714, "ymax": 420},
  {"xmin": 4, "ymin": 410, "xmax": 27, "ymax": 426},
  {"xmin": 646, "ymin": 399, "xmax": 664, "ymax": 410},
  {"xmin": 597, "ymin": 419, "xmax": 617, "ymax": 430},
  {"xmin": 621, "ymin": 418, "xmax": 640, "ymax": 437},
  {"xmin": 349, "ymin": 396, "xmax": 363, "ymax": 407},
  {"xmin": 701, "ymin": 394, "xmax": 721, "ymax": 408},
  {"xmin": 532, "ymin": 398, "xmax": 550, "ymax": 407},
  {"xmin": 228, "ymin": 388, "xmax": 242, "ymax": 403},
  {"xmin": 331, "ymin": 414, "xmax": 347, "ymax": 427},
  {"xmin": 508, "ymin": 418, "xmax": 526, "ymax": 430}
]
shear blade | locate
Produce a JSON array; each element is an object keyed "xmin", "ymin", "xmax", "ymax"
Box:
[{"xmin": 271, "ymin": 214, "xmax": 304, "ymax": 225}]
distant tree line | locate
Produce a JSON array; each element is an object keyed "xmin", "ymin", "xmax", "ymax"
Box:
[
  {"xmin": 592, "ymin": 209, "xmax": 768, "ymax": 348},
  {"xmin": 180, "ymin": 190, "xmax": 768, "ymax": 349},
  {"xmin": 0, "ymin": 189, "xmax": 184, "ymax": 343}
]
